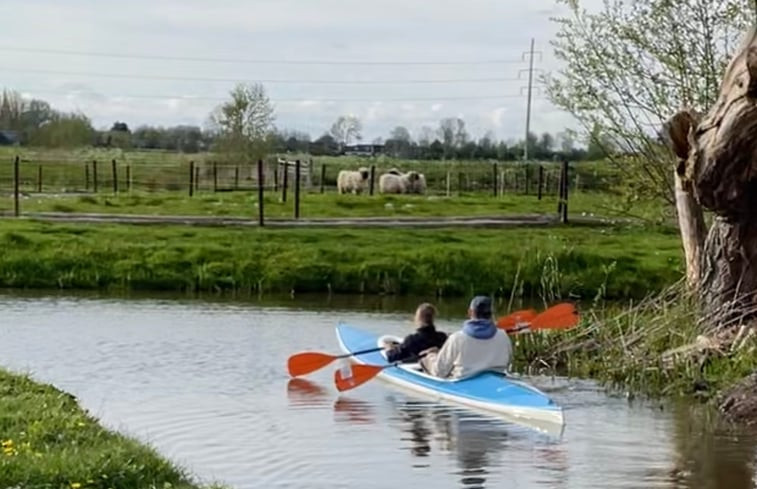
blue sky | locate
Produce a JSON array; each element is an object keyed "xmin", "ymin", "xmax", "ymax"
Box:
[{"xmin": 0, "ymin": 0, "xmax": 599, "ymax": 142}]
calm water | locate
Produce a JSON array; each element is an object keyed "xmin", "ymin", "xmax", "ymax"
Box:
[{"xmin": 1, "ymin": 292, "xmax": 756, "ymax": 489}]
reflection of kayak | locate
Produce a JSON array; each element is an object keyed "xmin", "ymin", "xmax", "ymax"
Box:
[{"xmin": 336, "ymin": 324, "xmax": 565, "ymax": 432}]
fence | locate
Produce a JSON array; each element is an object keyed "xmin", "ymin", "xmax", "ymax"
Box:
[{"xmin": 2, "ymin": 155, "xmax": 578, "ymax": 224}]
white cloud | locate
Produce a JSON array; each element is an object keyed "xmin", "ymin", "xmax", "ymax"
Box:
[{"xmin": 0, "ymin": 0, "xmax": 593, "ymax": 141}]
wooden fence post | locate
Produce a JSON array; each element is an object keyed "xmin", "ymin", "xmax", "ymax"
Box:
[
  {"xmin": 111, "ymin": 159, "xmax": 118, "ymax": 194},
  {"xmin": 492, "ymin": 163, "xmax": 498, "ymax": 197},
  {"xmin": 235, "ymin": 165, "xmax": 240, "ymax": 190},
  {"xmin": 13, "ymin": 156, "xmax": 19, "ymax": 217},
  {"xmin": 93, "ymin": 160, "xmax": 98, "ymax": 193},
  {"xmin": 258, "ymin": 159, "xmax": 265, "ymax": 227},
  {"xmin": 369, "ymin": 165, "xmax": 376, "ymax": 196},
  {"xmin": 37, "ymin": 165, "xmax": 42, "ymax": 193},
  {"xmin": 538, "ymin": 165, "xmax": 544, "ymax": 201},
  {"xmin": 85, "ymin": 163, "xmax": 90, "ymax": 192},
  {"xmin": 213, "ymin": 161, "xmax": 218, "ymax": 192},
  {"xmin": 294, "ymin": 159, "xmax": 301, "ymax": 219},
  {"xmin": 525, "ymin": 166, "xmax": 530, "ymax": 195},
  {"xmin": 282, "ymin": 162, "xmax": 289, "ymax": 203},
  {"xmin": 126, "ymin": 164, "xmax": 131, "ymax": 192},
  {"xmin": 189, "ymin": 161, "xmax": 195, "ymax": 197},
  {"xmin": 562, "ymin": 159, "xmax": 569, "ymax": 224},
  {"xmin": 320, "ymin": 164, "xmax": 326, "ymax": 194},
  {"xmin": 446, "ymin": 171, "xmax": 451, "ymax": 197}
]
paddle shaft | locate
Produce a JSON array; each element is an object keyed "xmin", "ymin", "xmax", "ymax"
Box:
[{"xmin": 338, "ymin": 346, "xmax": 385, "ymax": 359}]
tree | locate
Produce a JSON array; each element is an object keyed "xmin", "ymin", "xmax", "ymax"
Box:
[
  {"xmin": 438, "ymin": 118, "xmax": 467, "ymax": 158},
  {"xmin": 110, "ymin": 121, "xmax": 130, "ymax": 133},
  {"xmin": 385, "ymin": 126, "xmax": 414, "ymax": 158},
  {"xmin": 329, "ymin": 115, "xmax": 362, "ymax": 146},
  {"xmin": 546, "ymin": 0, "xmax": 753, "ymax": 203},
  {"xmin": 310, "ymin": 133, "xmax": 340, "ymax": 156},
  {"xmin": 209, "ymin": 83, "xmax": 275, "ymax": 164},
  {"xmin": 30, "ymin": 113, "xmax": 95, "ymax": 148}
]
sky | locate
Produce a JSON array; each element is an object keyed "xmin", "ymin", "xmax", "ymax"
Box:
[{"xmin": 0, "ymin": 0, "xmax": 600, "ymax": 143}]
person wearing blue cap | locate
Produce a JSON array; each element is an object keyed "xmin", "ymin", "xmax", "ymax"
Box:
[{"xmin": 419, "ymin": 295, "xmax": 512, "ymax": 379}]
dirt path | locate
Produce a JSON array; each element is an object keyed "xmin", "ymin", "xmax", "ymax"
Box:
[{"xmin": 0, "ymin": 211, "xmax": 631, "ymax": 228}]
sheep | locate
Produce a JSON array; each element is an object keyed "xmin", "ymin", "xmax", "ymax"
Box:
[
  {"xmin": 379, "ymin": 172, "xmax": 407, "ymax": 194},
  {"xmin": 337, "ymin": 167, "xmax": 370, "ymax": 194},
  {"xmin": 378, "ymin": 170, "xmax": 427, "ymax": 195}
]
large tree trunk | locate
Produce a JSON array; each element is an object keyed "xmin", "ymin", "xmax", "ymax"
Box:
[{"xmin": 666, "ymin": 26, "xmax": 757, "ymax": 321}]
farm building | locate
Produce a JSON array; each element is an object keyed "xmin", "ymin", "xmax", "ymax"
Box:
[{"xmin": 343, "ymin": 144, "xmax": 384, "ymax": 156}]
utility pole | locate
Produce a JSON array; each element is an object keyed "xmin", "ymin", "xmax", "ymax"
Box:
[{"xmin": 520, "ymin": 39, "xmax": 542, "ymax": 163}]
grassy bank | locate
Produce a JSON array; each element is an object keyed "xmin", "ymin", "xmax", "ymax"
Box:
[
  {"xmin": 0, "ymin": 368, "xmax": 221, "ymax": 489},
  {"xmin": 0, "ymin": 220, "xmax": 681, "ymax": 299},
  {"xmin": 514, "ymin": 283, "xmax": 757, "ymax": 403}
]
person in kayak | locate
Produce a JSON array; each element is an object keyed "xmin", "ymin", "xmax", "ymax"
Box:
[
  {"xmin": 383, "ymin": 303, "xmax": 448, "ymax": 363},
  {"xmin": 420, "ymin": 295, "xmax": 512, "ymax": 379}
]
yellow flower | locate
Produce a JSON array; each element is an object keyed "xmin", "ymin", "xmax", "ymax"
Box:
[
  {"xmin": 1, "ymin": 440, "xmax": 12, "ymax": 448},
  {"xmin": 71, "ymin": 483, "xmax": 82, "ymax": 489},
  {"xmin": 77, "ymin": 422, "xmax": 86, "ymax": 428}
]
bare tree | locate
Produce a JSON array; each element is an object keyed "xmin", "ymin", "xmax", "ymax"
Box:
[
  {"xmin": 209, "ymin": 83, "xmax": 275, "ymax": 164},
  {"xmin": 330, "ymin": 115, "xmax": 362, "ymax": 146}
]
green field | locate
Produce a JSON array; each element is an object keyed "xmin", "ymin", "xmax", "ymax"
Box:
[
  {"xmin": 0, "ymin": 220, "xmax": 682, "ymax": 300},
  {"xmin": 0, "ymin": 368, "xmax": 224, "ymax": 489}
]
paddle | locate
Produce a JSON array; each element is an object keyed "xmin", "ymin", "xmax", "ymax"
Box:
[
  {"xmin": 335, "ymin": 361, "xmax": 407, "ymax": 392},
  {"xmin": 287, "ymin": 347, "xmax": 386, "ymax": 378},
  {"xmin": 499, "ymin": 303, "xmax": 579, "ymax": 334}
]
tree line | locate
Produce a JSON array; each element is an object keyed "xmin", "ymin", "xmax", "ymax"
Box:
[{"xmin": 0, "ymin": 86, "xmax": 607, "ymax": 162}]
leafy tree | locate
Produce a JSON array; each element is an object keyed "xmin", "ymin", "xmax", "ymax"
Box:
[{"xmin": 329, "ymin": 116, "xmax": 362, "ymax": 146}]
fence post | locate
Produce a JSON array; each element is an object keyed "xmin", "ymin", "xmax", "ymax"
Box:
[
  {"xmin": 127, "ymin": 164, "xmax": 132, "ymax": 192},
  {"xmin": 13, "ymin": 156, "xmax": 19, "ymax": 217},
  {"xmin": 93, "ymin": 160, "xmax": 98, "ymax": 193},
  {"xmin": 294, "ymin": 159, "xmax": 301, "ymax": 219},
  {"xmin": 492, "ymin": 163, "xmax": 498, "ymax": 197},
  {"xmin": 369, "ymin": 165, "xmax": 376, "ymax": 196},
  {"xmin": 446, "ymin": 171, "xmax": 451, "ymax": 197},
  {"xmin": 308, "ymin": 158, "xmax": 314, "ymax": 188},
  {"xmin": 557, "ymin": 164, "xmax": 565, "ymax": 214},
  {"xmin": 562, "ymin": 159, "xmax": 569, "ymax": 224},
  {"xmin": 37, "ymin": 164, "xmax": 42, "ymax": 193},
  {"xmin": 320, "ymin": 164, "xmax": 326, "ymax": 194},
  {"xmin": 258, "ymin": 159, "xmax": 265, "ymax": 227},
  {"xmin": 213, "ymin": 162, "xmax": 218, "ymax": 192},
  {"xmin": 111, "ymin": 159, "xmax": 118, "ymax": 194},
  {"xmin": 189, "ymin": 161, "xmax": 195, "ymax": 197},
  {"xmin": 525, "ymin": 166, "xmax": 530, "ymax": 195},
  {"xmin": 282, "ymin": 162, "xmax": 289, "ymax": 203},
  {"xmin": 458, "ymin": 172, "xmax": 463, "ymax": 196},
  {"xmin": 235, "ymin": 165, "xmax": 240, "ymax": 190},
  {"xmin": 538, "ymin": 165, "xmax": 544, "ymax": 201},
  {"xmin": 85, "ymin": 163, "xmax": 90, "ymax": 192}
]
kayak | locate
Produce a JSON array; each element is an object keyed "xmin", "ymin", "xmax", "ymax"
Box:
[{"xmin": 335, "ymin": 323, "xmax": 565, "ymax": 433}]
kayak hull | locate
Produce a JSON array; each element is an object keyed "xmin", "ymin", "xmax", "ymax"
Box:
[{"xmin": 336, "ymin": 324, "xmax": 565, "ymax": 432}]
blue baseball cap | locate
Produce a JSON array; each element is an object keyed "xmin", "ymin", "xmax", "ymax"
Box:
[{"xmin": 469, "ymin": 295, "xmax": 493, "ymax": 318}]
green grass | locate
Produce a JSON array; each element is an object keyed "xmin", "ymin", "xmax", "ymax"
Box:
[
  {"xmin": 0, "ymin": 368, "xmax": 224, "ymax": 489},
  {"xmin": 0, "ymin": 190, "xmax": 670, "ymax": 222},
  {"xmin": 0, "ymin": 220, "xmax": 682, "ymax": 299}
]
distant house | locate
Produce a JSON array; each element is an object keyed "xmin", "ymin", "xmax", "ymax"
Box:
[
  {"xmin": 343, "ymin": 144, "xmax": 384, "ymax": 156},
  {"xmin": 0, "ymin": 130, "xmax": 19, "ymax": 146}
]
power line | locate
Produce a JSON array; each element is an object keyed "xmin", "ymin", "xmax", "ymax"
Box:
[
  {"xmin": 20, "ymin": 88, "xmax": 545, "ymax": 103},
  {"xmin": 0, "ymin": 45, "xmax": 528, "ymax": 66},
  {"xmin": 1, "ymin": 67, "xmax": 542, "ymax": 85}
]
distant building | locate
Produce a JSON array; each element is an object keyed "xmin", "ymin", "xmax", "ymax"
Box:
[
  {"xmin": 343, "ymin": 144, "xmax": 384, "ymax": 156},
  {"xmin": 0, "ymin": 130, "xmax": 19, "ymax": 146}
]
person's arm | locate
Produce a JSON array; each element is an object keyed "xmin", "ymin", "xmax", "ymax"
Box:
[
  {"xmin": 429, "ymin": 335, "xmax": 457, "ymax": 378},
  {"xmin": 386, "ymin": 335, "xmax": 415, "ymax": 363}
]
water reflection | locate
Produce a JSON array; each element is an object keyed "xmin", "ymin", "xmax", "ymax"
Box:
[
  {"xmin": 669, "ymin": 402, "xmax": 757, "ymax": 489},
  {"xmin": 388, "ymin": 398, "xmax": 567, "ymax": 488}
]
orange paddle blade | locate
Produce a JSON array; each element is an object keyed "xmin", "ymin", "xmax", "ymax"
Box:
[
  {"xmin": 334, "ymin": 364, "xmax": 385, "ymax": 392},
  {"xmin": 497, "ymin": 309, "xmax": 537, "ymax": 329},
  {"xmin": 287, "ymin": 352, "xmax": 339, "ymax": 377},
  {"xmin": 530, "ymin": 303, "xmax": 579, "ymax": 329}
]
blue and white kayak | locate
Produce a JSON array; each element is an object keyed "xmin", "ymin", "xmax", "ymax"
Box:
[{"xmin": 336, "ymin": 324, "xmax": 565, "ymax": 432}]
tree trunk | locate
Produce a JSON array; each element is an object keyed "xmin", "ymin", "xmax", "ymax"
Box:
[{"xmin": 665, "ymin": 26, "xmax": 757, "ymax": 323}]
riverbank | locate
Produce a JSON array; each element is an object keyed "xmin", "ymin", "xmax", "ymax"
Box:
[
  {"xmin": 0, "ymin": 220, "xmax": 681, "ymax": 300},
  {"xmin": 0, "ymin": 368, "xmax": 222, "ymax": 489}
]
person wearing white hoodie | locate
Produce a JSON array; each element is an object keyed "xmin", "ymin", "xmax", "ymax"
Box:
[{"xmin": 420, "ymin": 295, "xmax": 512, "ymax": 379}]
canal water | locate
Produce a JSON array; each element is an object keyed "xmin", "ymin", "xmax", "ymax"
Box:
[{"xmin": 1, "ymin": 292, "xmax": 755, "ymax": 488}]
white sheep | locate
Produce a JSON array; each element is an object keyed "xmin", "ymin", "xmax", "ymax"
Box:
[
  {"xmin": 337, "ymin": 167, "xmax": 370, "ymax": 194},
  {"xmin": 379, "ymin": 170, "xmax": 427, "ymax": 195},
  {"xmin": 379, "ymin": 173, "xmax": 407, "ymax": 194}
]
